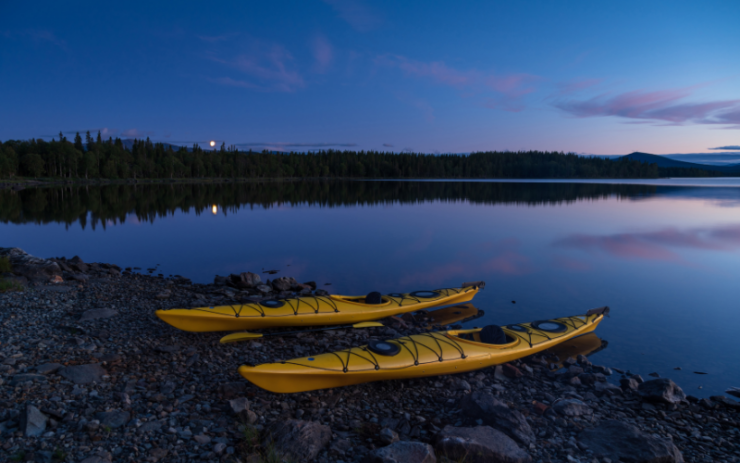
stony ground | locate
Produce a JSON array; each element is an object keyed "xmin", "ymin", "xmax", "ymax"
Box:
[{"xmin": 1, "ymin": 250, "xmax": 739, "ymax": 463}]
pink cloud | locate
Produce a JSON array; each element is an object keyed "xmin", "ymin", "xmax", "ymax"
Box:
[
  {"xmin": 312, "ymin": 35, "xmax": 334, "ymax": 73},
  {"xmin": 555, "ymin": 85, "xmax": 740, "ymax": 127},
  {"xmin": 208, "ymin": 42, "xmax": 304, "ymax": 92},
  {"xmin": 377, "ymin": 55, "xmax": 541, "ymax": 112},
  {"xmin": 556, "ymin": 78, "xmax": 603, "ymax": 95},
  {"xmin": 486, "ymin": 74, "xmax": 539, "ymax": 97}
]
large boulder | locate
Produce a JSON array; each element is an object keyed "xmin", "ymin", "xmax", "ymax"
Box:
[
  {"xmin": 460, "ymin": 391, "xmax": 534, "ymax": 446},
  {"xmin": 639, "ymin": 378, "xmax": 686, "ymax": 404},
  {"xmin": 579, "ymin": 420, "xmax": 684, "ymax": 462},
  {"xmin": 231, "ymin": 272, "xmax": 261, "ymax": 288},
  {"xmin": 272, "ymin": 276, "xmax": 298, "ymax": 291},
  {"xmin": 368, "ymin": 441, "xmax": 436, "ymax": 463},
  {"xmin": 435, "ymin": 426, "xmax": 531, "ymax": 463},
  {"xmin": 20, "ymin": 404, "xmax": 47, "ymax": 437},
  {"xmin": 552, "ymin": 398, "xmax": 593, "ymax": 417},
  {"xmin": 58, "ymin": 363, "xmax": 107, "ymax": 384},
  {"xmin": 264, "ymin": 420, "xmax": 331, "ymax": 461},
  {"xmin": 0, "ymin": 247, "xmax": 61, "ymax": 282}
]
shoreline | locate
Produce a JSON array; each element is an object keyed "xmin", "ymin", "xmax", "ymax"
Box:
[{"xmin": 1, "ymin": 249, "xmax": 738, "ymax": 462}]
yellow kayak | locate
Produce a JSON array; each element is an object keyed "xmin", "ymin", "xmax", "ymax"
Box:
[
  {"xmin": 156, "ymin": 285, "xmax": 481, "ymax": 332},
  {"xmin": 238, "ymin": 307, "xmax": 609, "ymax": 393}
]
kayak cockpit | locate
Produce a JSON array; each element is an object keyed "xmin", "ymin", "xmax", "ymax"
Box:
[{"xmin": 447, "ymin": 326, "xmax": 520, "ymax": 349}]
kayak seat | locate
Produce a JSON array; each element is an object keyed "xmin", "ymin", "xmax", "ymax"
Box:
[
  {"xmin": 479, "ymin": 325, "xmax": 511, "ymax": 345},
  {"xmin": 365, "ymin": 291, "xmax": 383, "ymax": 305}
]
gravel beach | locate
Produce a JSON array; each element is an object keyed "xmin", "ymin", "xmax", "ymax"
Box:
[{"xmin": 1, "ymin": 248, "xmax": 738, "ymax": 463}]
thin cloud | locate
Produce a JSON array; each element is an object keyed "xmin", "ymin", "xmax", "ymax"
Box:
[
  {"xmin": 3, "ymin": 29, "xmax": 68, "ymax": 51},
  {"xmin": 207, "ymin": 41, "xmax": 304, "ymax": 92},
  {"xmin": 710, "ymin": 145, "xmax": 740, "ymax": 150},
  {"xmin": 377, "ymin": 54, "xmax": 540, "ymax": 112},
  {"xmin": 555, "ymin": 78, "xmax": 603, "ymax": 95},
  {"xmin": 311, "ymin": 35, "xmax": 334, "ymax": 73},
  {"xmin": 197, "ymin": 33, "xmax": 239, "ymax": 43},
  {"xmin": 323, "ymin": 0, "xmax": 382, "ymax": 32},
  {"xmin": 121, "ymin": 128, "xmax": 154, "ymax": 138},
  {"xmin": 234, "ymin": 142, "xmax": 358, "ymax": 148},
  {"xmin": 377, "ymin": 54, "xmax": 475, "ymax": 87},
  {"xmin": 554, "ymin": 85, "xmax": 740, "ymax": 128},
  {"xmin": 382, "ymin": 143, "xmax": 394, "ymax": 147}
]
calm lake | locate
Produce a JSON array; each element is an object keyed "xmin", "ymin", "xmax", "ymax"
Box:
[{"xmin": 2, "ymin": 179, "xmax": 739, "ymax": 396}]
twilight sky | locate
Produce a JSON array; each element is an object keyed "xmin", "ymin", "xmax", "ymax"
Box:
[{"xmin": 1, "ymin": 0, "xmax": 738, "ymax": 154}]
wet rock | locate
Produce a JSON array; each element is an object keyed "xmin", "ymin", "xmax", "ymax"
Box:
[
  {"xmin": 35, "ymin": 363, "xmax": 63, "ymax": 375},
  {"xmin": 155, "ymin": 289, "xmax": 171, "ymax": 299},
  {"xmin": 265, "ymin": 419, "xmax": 331, "ymax": 461},
  {"xmin": 378, "ymin": 427, "xmax": 400, "ymax": 445},
  {"xmin": 272, "ymin": 276, "xmax": 297, "ymax": 291},
  {"xmin": 194, "ymin": 434, "xmax": 211, "ymax": 445},
  {"xmin": 368, "ymin": 440, "xmax": 436, "ymax": 463},
  {"xmin": 68, "ymin": 255, "xmax": 89, "ymax": 273},
  {"xmin": 639, "ymin": 378, "xmax": 687, "ymax": 404},
  {"xmin": 435, "ymin": 425, "xmax": 531, "ymax": 463},
  {"xmin": 460, "ymin": 391, "xmax": 534, "ymax": 446},
  {"xmin": 95, "ymin": 411, "xmax": 130, "ymax": 428},
  {"xmin": 553, "ymin": 398, "xmax": 593, "ymax": 417},
  {"xmin": 229, "ymin": 397, "xmax": 250, "ymax": 414},
  {"xmin": 595, "ymin": 381, "xmax": 622, "ymax": 394},
  {"xmin": 231, "ymin": 272, "xmax": 261, "ymax": 288},
  {"xmin": 329, "ymin": 438, "xmax": 352, "ymax": 456},
  {"xmin": 620, "ymin": 377, "xmax": 640, "ymax": 391},
  {"xmin": 0, "ymin": 247, "xmax": 62, "ymax": 281},
  {"xmin": 451, "ymin": 377, "xmax": 471, "ymax": 392},
  {"xmin": 20, "ymin": 404, "xmax": 47, "ymax": 437},
  {"xmin": 79, "ymin": 308, "xmax": 118, "ymax": 322},
  {"xmin": 579, "ymin": 420, "xmax": 684, "ymax": 463},
  {"xmin": 710, "ymin": 395, "xmax": 740, "ymax": 410},
  {"xmin": 503, "ymin": 363, "xmax": 523, "ymax": 379},
  {"xmin": 58, "ymin": 363, "xmax": 107, "ymax": 384},
  {"xmin": 255, "ymin": 284, "xmax": 272, "ymax": 294}
]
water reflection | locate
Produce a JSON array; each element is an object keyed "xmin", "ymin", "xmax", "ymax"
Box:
[
  {"xmin": 556, "ymin": 224, "xmax": 740, "ymax": 262},
  {"xmin": 0, "ymin": 181, "xmax": 661, "ymax": 228},
  {"xmin": 541, "ymin": 333, "xmax": 608, "ymax": 370}
]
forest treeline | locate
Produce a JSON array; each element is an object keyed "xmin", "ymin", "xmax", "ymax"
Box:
[
  {"xmin": 0, "ymin": 181, "xmax": 659, "ymax": 227},
  {"xmin": 0, "ymin": 132, "xmax": 670, "ymax": 180}
]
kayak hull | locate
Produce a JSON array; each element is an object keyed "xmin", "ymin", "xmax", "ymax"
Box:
[
  {"xmin": 239, "ymin": 309, "xmax": 607, "ymax": 393},
  {"xmin": 156, "ymin": 286, "xmax": 480, "ymax": 332}
]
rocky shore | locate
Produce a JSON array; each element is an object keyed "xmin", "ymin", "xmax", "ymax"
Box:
[{"xmin": 1, "ymin": 248, "xmax": 739, "ymax": 463}]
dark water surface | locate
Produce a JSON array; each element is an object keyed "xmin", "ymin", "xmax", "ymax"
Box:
[{"xmin": 2, "ymin": 180, "xmax": 739, "ymax": 396}]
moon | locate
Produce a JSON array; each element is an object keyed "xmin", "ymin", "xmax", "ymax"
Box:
[{"xmin": 209, "ymin": 140, "xmax": 216, "ymax": 147}]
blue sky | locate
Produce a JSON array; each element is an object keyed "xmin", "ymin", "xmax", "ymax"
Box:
[{"xmin": 1, "ymin": 0, "xmax": 738, "ymax": 154}]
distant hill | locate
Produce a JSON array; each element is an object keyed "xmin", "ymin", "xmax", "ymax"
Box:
[{"xmin": 619, "ymin": 152, "xmax": 740, "ymax": 174}]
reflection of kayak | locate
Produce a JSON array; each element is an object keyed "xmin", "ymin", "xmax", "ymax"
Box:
[
  {"xmin": 156, "ymin": 286, "xmax": 481, "ymax": 332},
  {"xmin": 239, "ymin": 307, "xmax": 609, "ymax": 393},
  {"xmin": 423, "ymin": 303, "xmax": 484, "ymax": 329},
  {"xmin": 542, "ymin": 332, "xmax": 608, "ymax": 369}
]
